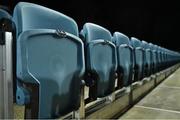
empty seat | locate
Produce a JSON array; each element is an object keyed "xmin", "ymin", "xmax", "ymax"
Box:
[
  {"xmin": 130, "ymin": 37, "xmax": 144, "ymax": 81},
  {"xmin": 150, "ymin": 44, "xmax": 159, "ymax": 72},
  {"xmin": 80, "ymin": 23, "xmax": 117, "ymax": 102},
  {"xmin": 0, "ymin": 9, "xmax": 15, "ymax": 33},
  {"xmin": 149, "ymin": 43, "xmax": 157, "ymax": 74},
  {"xmin": 160, "ymin": 47, "xmax": 165, "ymax": 69},
  {"xmin": 153, "ymin": 45, "xmax": 161, "ymax": 72},
  {"xmin": 157, "ymin": 46, "xmax": 162, "ymax": 71},
  {"xmin": 112, "ymin": 32, "xmax": 133, "ymax": 88},
  {"xmin": 141, "ymin": 41, "xmax": 151, "ymax": 77},
  {"xmin": 13, "ymin": 2, "xmax": 85, "ymax": 118},
  {"xmin": 159, "ymin": 46, "xmax": 164, "ymax": 70},
  {"xmin": 0, "ymin": 8, "xmax": 11, "ymax": 20}
]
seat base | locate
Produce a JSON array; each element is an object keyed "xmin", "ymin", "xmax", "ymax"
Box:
[
  {"xmin": 85, "ymin": 87, "xmax": 130, "ymax": 119},
  {"xmin": 131, "ymin": 76, "xmax": 155, "ymax": 104}
]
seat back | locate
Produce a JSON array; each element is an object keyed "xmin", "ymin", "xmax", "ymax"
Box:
[
  {"xmin": 81, "ymin": 23, "xmax": 117, "ymax": 99},
  {"xmin": 149, "ymin": 43, "xmax": 157, "ymax": 73},
  {"xmin": 13, "ymin": 2, "xmax": 78, "ymax": 36},
  {"xmin": 163, "ymin": 48, "xmax": 167, "ymax": 68},
  {"xmin": 159, "ymin": 46, "xmax": 164, "ymax": 70},
  {"xmin": 112, "ymin": 32, "xmax": 133, "ymax": 87},
  {"xmin": 130, "ymin": 37, "xmax": 144, "ymax": 81},
  {"xmin": 142, "ymin": 41, "xmax": 151, "ymax": 77},
  {"xmin": 0, "ymin": 9, "xmax": 11, "ymax": 19},
  {"xmin": 153, "ymin": 45, "xmax": 161, "ymax": 72},
  {"xmin": 13, "ymin": 2, "xmax": 85, "ymax": 118},
  {"xmin": 0, "ymin": 9, "xmax": 15, "ymax": 33}
]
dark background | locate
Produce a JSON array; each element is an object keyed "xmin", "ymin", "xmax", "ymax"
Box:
[{"xmin": 1, "ymin": 0, "xmax": 180, "ymax": 51}]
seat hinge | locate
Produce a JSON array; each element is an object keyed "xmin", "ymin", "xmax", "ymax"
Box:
[
  {"xmin": 56, "ymin": 29, "xmax": 67, "ymax": 38},
  {"xmin": 103, "ymin": 40, "xmax": 110, "ymax": 45}
]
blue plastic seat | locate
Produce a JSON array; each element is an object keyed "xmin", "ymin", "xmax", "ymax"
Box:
[
  {"xmin": 112, "ymin": 32, "xmax": 133, "ymax": 88},
  {"xmin": 150, "ymin": 44, "xmax": 159, "ymax": 73},
  {"xmin": 13, "ymin": 2, "xmax": 85, "ymax": 118},
  {"xmin": 80, "ymin": 23, "xmax": 117, "ymax": 102},
  {"xmin": 130, "ymin": 37, "xmax": 144, "ymax": 81},
  {"xmin": 160, "ymin": 47, "xmax": 166, "ymax": 70},
  {"xmin": 157, "ymin": 46, "xmax": 162, "ymax": 70},
  {"xmin": 0, "ymin": 9, "xmax": 11, "ymax": 19},
  {"xmin": 163, "ymin": 48, "xmax": 168, "ymax": 69},
  {"xmin": 153, "ymin": 45, "xmax": 161, "ymax": 72},
  {"xmin": 141, "ymin": 41, "xmax": 151, "ymax": 77},
  {"xmin": 160, "ymin": 47, "xmax": 165, "ymax": 69},
  {"xmin": 149, "ymin": 43, "xmax": 157, "ymax": 74},
  {"xmin": 0, "ymin": 9, "xmax": 14, "ymax": 32}
]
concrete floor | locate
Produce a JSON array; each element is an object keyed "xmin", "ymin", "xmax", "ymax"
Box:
[{"xmin": 120, "ymin": 68, "xmax": 180, "ymax": 119}]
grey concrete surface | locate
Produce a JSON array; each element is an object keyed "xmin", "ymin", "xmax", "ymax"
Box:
[
  {"xmin": 120, "ymin": 105, "xmax": 180, "ymax": 119},
  {"xmin": 120, "ymin": 68, "xmax": 180, "ymax": 119}
]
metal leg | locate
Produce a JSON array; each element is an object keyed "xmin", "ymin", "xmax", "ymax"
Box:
[
  {"xmin": 0, "ymin": 32, "xmax": 13, "ymax": 118},
  {"xmin": 72, "ymin": 81, "xmax": 85, "ymax": 119},
  {"xmin": 79, "ymin": 83, "xmax": 85, "ymax": 118}
]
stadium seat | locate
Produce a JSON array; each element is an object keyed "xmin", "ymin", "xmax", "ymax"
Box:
[
  {"xmin": 0, "ymin": 9, "xmax": 11, "ymax": 24},
  {"xmin": 154, "ymin": 45, "xmax": 161, "ymax": 72},
  {"xmin": 160, "ymin": 47, "xmax": 166, "ymax": 69},
  {"xmin": 80, "ymin": 23, "xmax": 117, "ymax": 103},
  {"xmin": 141, "ymin": 41, "xmax": 151, "ymax": 77},
  {"xmin": 112, "ymin": 32, "xmax": 133, "ymax": 88},
  {"xmin": 149, "ymin": 43, "xmax": 157, "ymax": 74},
  {"xmin": 13, "ymin": 2, "xmax": 85, "ymax": 118},
  {"xmin": 130, "ymin": 37, "xmax": 144, "ymax": 81}
]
